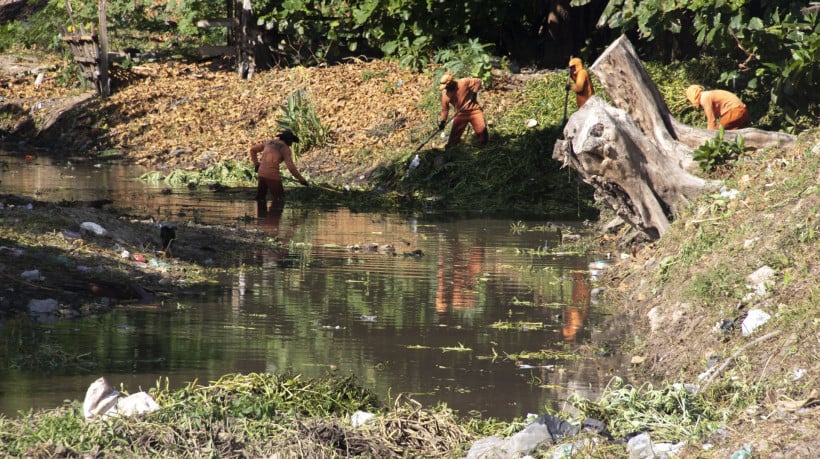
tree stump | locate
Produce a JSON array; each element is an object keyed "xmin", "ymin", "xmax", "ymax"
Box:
[{"xmin": 552, "ymin": 35, "xmax": 796, "ymax": 240}]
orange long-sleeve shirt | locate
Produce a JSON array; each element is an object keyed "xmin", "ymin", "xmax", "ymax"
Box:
[
  {"xmin": 700, "ymin": 90, "xmax": 746, "ymax": 130},
  {"xmin": 440, "ymin": 77, "xmax": 482, "ymax": 122},
  {"xmin": 568, "ymin": 64, "xmax": 594, "ymax": 108}
]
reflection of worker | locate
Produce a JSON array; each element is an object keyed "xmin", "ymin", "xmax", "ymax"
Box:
[
  {"xmin": 249, "ymin": 129, "xmax": 308, "ymax": 212},
  {"xmin": 257, "ymin": 198, "xmax": 285, "ymax": 230},
  {"xmin": 562, "ymin": 270, "xmax": 590, "ymax": 342},
  {"xmin": 439, "ymin": 74, "xmax": 489, "ymax": 149},
  {"xmin": 685, "ymin": 85, "xmax": 749, "ymax": 130},
  {"xmin": 566, "ymin": 57, "xmax": 594, "ymax": 108},
  {"xmin": 435, "ymin": 241, "xmax": 484, "ymax": 313}
]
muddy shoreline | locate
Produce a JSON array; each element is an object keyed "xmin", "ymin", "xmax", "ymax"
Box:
[{"xmin": 1, "ymin": 192, "xmax": 275, "ymax": 319}]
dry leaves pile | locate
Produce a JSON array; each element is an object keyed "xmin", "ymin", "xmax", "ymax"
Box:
[{"xmin": 2, "ymin": 56, "xmax": 441, "ymax": 180}]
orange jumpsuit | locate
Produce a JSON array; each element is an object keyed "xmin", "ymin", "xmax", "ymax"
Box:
[
  {"xmin": 568, "ymin": 58, "xmax": 594, "ymax": 108},
  {"xmin": 250, "ymin": 139, "xmax": 306, "ymax": 205},
  {"xmin": 699, "ymin": 90, "xmax": 749, "ymax": 130},
  {"xmin": 440, "ymin": 78, "xmax": 488, "ymax": 148}
]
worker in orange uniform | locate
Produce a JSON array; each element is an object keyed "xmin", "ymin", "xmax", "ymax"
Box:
[
  {"xmin": 685, "ymin": 85, "xmax": 749, "ymax": 130},
  {"xmin": 249, "ymin": 129, "xmax": 308, "ymax": 213},
  {"xmin": 566, "ymin": 57, "xmax": 594, "ymax": 108},
  {"xmin": 439, "ymin": 74, "xmax": 489, "ymax": 149}
]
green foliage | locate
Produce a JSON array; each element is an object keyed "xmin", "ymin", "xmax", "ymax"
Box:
[
  {"xmin": 433, "ymin": 39, "xmax": 495, "ymax": 84},
  {"xmin": 692, "ymin": 127, "xmax": 746, "ymax": 172},
  {"xmin": 594, "ymin": 0, "xmax": 818, "ymax": 131},
  {"xmin": 140, "ymin": 160, "xmax": 256, "ymax": 187},
  {"xmin": 276, "ymin": 90, "xmax": 330, "ymax": 155},
  {"xmin": 2, "ymin": 1, "xmax": 70, "ymax": 51}
]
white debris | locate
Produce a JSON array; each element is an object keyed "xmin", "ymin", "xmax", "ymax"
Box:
[
  {"xmin": 80, "ymin": 221, "xmax": 108, "ymax": 236},
  {"xmin": 351, "ymin": 410, "xmax": 375, "ymax": 428},
  {"xmin": 83, "ymin": 377, "xmax": 160, "ymax": 420},
  {"xmin": 741, "ymin": 309, "xmax": 771, "ymax": 337},
  {"xmin": 21, "ymin": 269, "xmax": 44, "ymax": 282},
  {"xmin": 28, "ymin": 298, "xmax": 60, "ymax": 315}
]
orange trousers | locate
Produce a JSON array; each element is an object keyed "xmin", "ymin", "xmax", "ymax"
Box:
[
  {"xmin": 446, "ymin": 108, "xmax": 488, "ymax": 148},
  {"xmin": 720, "ymin": 106, "xmax": 749, "ymax": 130}
]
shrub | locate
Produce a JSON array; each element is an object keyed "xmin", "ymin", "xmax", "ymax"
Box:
[{"xmin": 692, "ymin": 127, "xmax": 745, "ymax": 172}]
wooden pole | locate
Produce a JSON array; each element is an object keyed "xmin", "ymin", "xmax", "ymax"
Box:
[{"xmin": 97, "ymin": 0, "xmax": 110, "ymax": 97}]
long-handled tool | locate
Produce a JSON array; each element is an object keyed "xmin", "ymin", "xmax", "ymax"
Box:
[
  {"xmin": 409, "ymin": 92, "xmax": 476, "ymax": 155},
  {"xmin": 283, "ymin": 176, "xmax": 343, "ymax": 193},
  {"xmin": 404, "ymin": 97, "xmax": 475, "ymax": 179},
  {"xmin": 561, "ymin": 86, "xmax": 570, "ymax": 126}
]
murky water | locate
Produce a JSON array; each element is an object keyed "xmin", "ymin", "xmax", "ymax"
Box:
[{"xmin": 0, "ymin": 152, "xmax": 626, "ymax": 420}]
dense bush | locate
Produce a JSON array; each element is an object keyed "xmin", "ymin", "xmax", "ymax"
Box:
[{"xmin": 3, "ymin": 0, "xmax": 816, "ymax": 131}]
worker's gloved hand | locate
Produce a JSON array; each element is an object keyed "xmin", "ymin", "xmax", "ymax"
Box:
[
  {"xmin": 299, "ymin": 178, "xmax": 309, "ymax": 186},
  {"xmin": 254, "ymin": 164, "xmax": 259, "ymax": 172},
  {"xmin": 438, "ymin": 120, "xmax": 446, "ymax": 130},
  {"xmin": 565, "ymin": 83, "xmax": 571, "ymax": 91}
]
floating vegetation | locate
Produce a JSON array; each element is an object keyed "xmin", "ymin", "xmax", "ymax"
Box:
[
  {"xmin": 440, "ymin": 343, "xmax": 472, "ymax": 352},
  {"xmin": 11, "ymin": 341, "xmax": 95, "ymax": 371},
  {"xmin": 503, "ymin": 349, "xmax": 582, "ymax": 362},
  {"xmin": 488, "ymin": 321, "xmax": 545, "ymax": 331},
  {"xmin": 139, "ymin": 160, "xmax": 256, "ymax": 188},
  {"xmin": 404, "ymin": 343, "xmax": 472, "ymax": 352}
]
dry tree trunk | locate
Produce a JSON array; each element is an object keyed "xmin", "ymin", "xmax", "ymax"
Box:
[{"xmin": 552, "ymin": 35, "xmax": 796, "ymax": 240}]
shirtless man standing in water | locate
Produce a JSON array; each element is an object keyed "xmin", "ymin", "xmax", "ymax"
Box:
[{"xmin": 249, "ymin": 129, "xmax": 308, "ymax": 212}]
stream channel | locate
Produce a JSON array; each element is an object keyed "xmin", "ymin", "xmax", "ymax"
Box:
[{"xmin": 0, "ymin": 153, "xmax": 629, "ymax": 420}]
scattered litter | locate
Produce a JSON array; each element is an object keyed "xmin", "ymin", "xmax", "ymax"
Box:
[
  {"xmin": 28, "ymin": 298, "xmax": 60, "ymax": 315},
  {"xmin": 83, "ymin": 377, "xmax": 160, "ymax": 421},
  {"xmin": 149, "ymin": 258, "xmax": 168, "ymax": 268},
  {"xmin": 80, "ymin": 221, "xmax": 108, "ymax": 236},
  {"xmin": 350, "ymin": 410, "xmax": 375, "ymax": 427},
  {"xmin": 525, "ymin": 118, "xmax": 538, "ymax": 128},
  {"xmin": 741, "ymin": 309, "xmax": 771, "ymax": 336},
  {"xmin": 747, "ymin": 265, "xmax": 775, "ymax": 285},
  {"xmin": 21, "ymin": 269, "xmax": 44, "ymax": 282},
  {"xmin": 719, "ymin": 186, "xmax": 740, "ymax": 200},
  {"xmin": 61, "ymin": 229, "xmax": 82, "ymax": 241},
  {"xmin": 358, "ymin": 315, "xmax": 377, "ymax": 322},
  {"xmin": 516, "ymin": 363, "xmax": 554, "ymax": 370},
  {"xmin": 626, "ymin": 432, "xmax": 684, "ymax": 459},
  {"xmin": 552, "ymin": 438, "xmax": 597, "ymax": 458},
  {"xmin": 730, "ymin": 443, "xmax": 752, "ymax": 459},
  {"xmin": 0, "ymin": 246, "xmax": 24, "ymax": 257}
]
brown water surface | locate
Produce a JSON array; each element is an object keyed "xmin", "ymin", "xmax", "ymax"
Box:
[{"xmin": 0, "ymin": 152, "xmax": 627, "ymax": 420}]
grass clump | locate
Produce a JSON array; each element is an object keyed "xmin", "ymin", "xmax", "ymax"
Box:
[{"xmin": 571, "ymin": 377, "xmax": 720, "ymax": 443}]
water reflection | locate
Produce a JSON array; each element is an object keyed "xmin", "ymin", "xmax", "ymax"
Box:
[{"xmin": 0, "ymin": 151, "xmax": 628, "ymax": 420}]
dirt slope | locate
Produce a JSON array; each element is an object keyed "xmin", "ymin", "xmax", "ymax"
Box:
[{"xmin": 1, "ymin": 55, "xmax": 534, "ymax": 186}]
